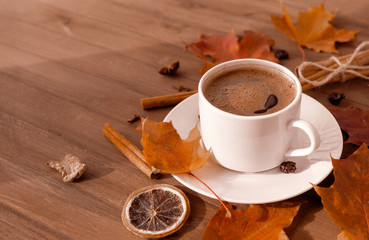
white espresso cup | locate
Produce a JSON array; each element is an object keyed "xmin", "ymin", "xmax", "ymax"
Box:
[{"xmin": 198, "ymin": 59, "xmax": 320, "ymax": 172}]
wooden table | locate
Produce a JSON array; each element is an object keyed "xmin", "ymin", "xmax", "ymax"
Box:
[{"xmin": 1, "ymin": 0, "xmax": 368, "ymax": 239}]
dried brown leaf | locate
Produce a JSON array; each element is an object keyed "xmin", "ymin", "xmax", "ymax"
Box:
[
  {"xmin": 314, "ymin": 144, "xmax": 369, "ymax": 239},
  {"xmin": 331, "ymin": 106, "xmax": 369, "ymax": 145}
]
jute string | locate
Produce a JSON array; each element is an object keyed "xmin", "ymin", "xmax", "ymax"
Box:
[{"xmin": 298, "ymin": 41, "xmax": 369, "ymax": 87}]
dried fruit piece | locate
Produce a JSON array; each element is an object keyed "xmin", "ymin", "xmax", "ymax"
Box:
[
  {"xmin": 158, "ymin": 61, "xmax": 180, "ymax": 75},
  {"xmin": 122, "ymin": 184, "xmax": 190, "ymax": 239},
  {"xmin": 328, "ymin": 92, "xmax": 345, "ymax": 105},
  {"xmin": 280, "ymin": 161, "xmax": 296, "ymax": 173},
  {"xmin": 47, "ymin": 154, "xmax": 86, "ymax": 182}
]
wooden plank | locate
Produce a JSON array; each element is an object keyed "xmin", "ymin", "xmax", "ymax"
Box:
[{"xmin": 0, "ymin": 0, "xmax": 368, "ymax": 239}]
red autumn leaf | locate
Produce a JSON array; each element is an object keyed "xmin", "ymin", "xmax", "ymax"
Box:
[
  {"xmin": 137, "ymin": 118, "xmax": 210, "ymax": 174},
  {"xmin": 185, "ymin": 29, "xmax": 279, "ymax": 74},
  {"xmin": 202, "ymin": 201, "xmax": 302, "ymax": 240},
  {"xmin": 330, "ymin": 106, "xmax": 369, "ymax": 146},
  {"xmin": 314, "ymin": 144, "xmax": 369, "ymax": 240},
  {"xmin": 271, "ymin": 3, "xmax": 358, "ymax": 53}
]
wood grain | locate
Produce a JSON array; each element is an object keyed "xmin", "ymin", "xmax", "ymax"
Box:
[{"xmin": 0, "ymin": 0, "xmax": 368, "ymax": 239}]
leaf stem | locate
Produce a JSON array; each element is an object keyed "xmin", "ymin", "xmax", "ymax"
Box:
[
  {"xmin": 297, "ymin": 44, "xmax": 306, "ymax": 62},
  {"xmin": 189, "ymin": 172, "xmax": 232, "ymax": 218}
]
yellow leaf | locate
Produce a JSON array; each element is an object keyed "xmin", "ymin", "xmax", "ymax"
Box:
[
  {"xmin": 271, "ymin": 3, "xmax": 358, "ymax": 53},
  {"xmin": 137, "ymin": 118, "xmax": 210, "ymax": 174}
]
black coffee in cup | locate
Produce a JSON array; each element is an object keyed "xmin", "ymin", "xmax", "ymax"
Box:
[{"xmin": 203, "ymin": 66, "xmax": 296, "ymax": 116}]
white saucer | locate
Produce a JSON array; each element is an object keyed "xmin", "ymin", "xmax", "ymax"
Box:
[{"xmin": 163, "ymin": 94, "xmax": 343, "ymax": 204}]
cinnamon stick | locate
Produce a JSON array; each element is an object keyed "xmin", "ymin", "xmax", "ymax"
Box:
[
  {"xmin": 302, "ymin": 68, "xmax": 369, "ymax": 92},
  {"xmin": 103, "ymin": 123, "xmax": 160, "ymax": 179},
  {"xmin": 298, "ymin": 49, "xmax": 369, "ymax": 80},
  {"xmin": 296, "ymin": 48, "xmax": 369, "ymax": 91},
  {"xmin": 141, "ymin": 90, "xmax": 197, "ymax": 110},
  {"xmin": 299, "ymin": 49, "xmax": 369, "ymax": 78}
]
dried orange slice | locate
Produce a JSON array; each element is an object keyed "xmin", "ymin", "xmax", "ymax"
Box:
[{"xmin": 122, "ymin": 184, "xmax": 190, "ymax": 239}]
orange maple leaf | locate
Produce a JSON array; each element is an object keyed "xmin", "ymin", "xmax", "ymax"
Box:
[
  {"xmin": 271, "ymin": 3, "xmax": 358, "ymax": 53},
  {"xmin": 202, "ymin": 201, "xmax": 302, "ymax": 240},
  {"xmin": 137, "ymin": 118, "xmax": 210, "ymax": 174},
  {"xmin": 314, "ymin": 144, "xmax": 369, "ymax": 240},
  {"xmin": 185, "ymin": 29, "xmax": 279, "ymax": 74}
]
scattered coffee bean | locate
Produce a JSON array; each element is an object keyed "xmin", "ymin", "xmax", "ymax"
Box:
[
  {"xmin": 273, "ymin": 49, "xmax": 289, "ymax": 60},
  {"xmin": 280, "ymin": 161, "xmax": 296, "ymax": 173},
  {"xmin": 328, "ymin": 92, "xmax": 345, "ymax": 105}
]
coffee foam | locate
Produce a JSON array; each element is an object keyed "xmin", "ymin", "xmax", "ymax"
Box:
[{"xmin": 203, "ymin": 66, "xmax": 296, "ymax": 116}]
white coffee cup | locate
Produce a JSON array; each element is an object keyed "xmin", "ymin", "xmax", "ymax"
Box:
[{"xmin": 198, "ymin": 59, "xmax": 320, "ymax": 172}]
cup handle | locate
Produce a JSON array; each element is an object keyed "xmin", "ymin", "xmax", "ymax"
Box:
[{"xmin": 285, "ymin": 119, "xmax": 320, "ymax": 157}]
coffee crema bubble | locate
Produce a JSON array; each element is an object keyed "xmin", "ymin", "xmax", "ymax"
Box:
[{"xmin": 203, "ymin": 67, "xmax": 296, "ymax": 116}]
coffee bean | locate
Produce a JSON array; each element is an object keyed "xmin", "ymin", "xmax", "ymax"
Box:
[
  {"xmin": 280, "ymin": 161, "xmax": 296, "ymax": 173},
  {"xmin": 273, "ymin": 49, "xmax": 289, "ymax": 60},
  {"xmin": 254, "ymin": 94, "xmax": 279, "ymax": 114},
  {"xmin": 254, "ymin": 109, "xmax": 267, "ymax": 114},
  {"xmin": 265, "ymin": 94, "xmax": 278, "ymax": 109},
  {"xmin": 328, "ymin": 92, "xmax": 345, "ymax": 105}
]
